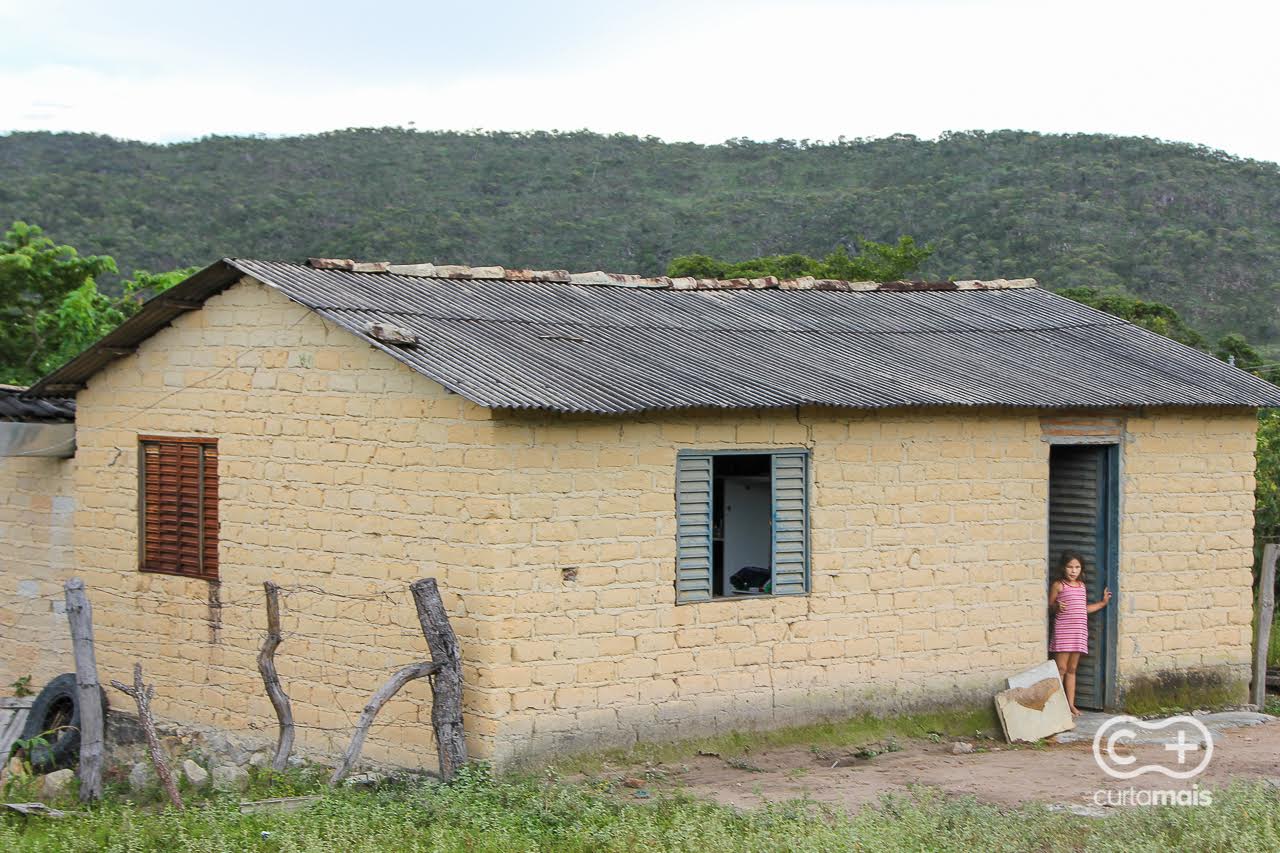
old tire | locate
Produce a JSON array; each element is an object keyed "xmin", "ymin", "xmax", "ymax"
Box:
[{"xmin": 17, "ymin": 673, "xmax": 107, "ymax": 773}]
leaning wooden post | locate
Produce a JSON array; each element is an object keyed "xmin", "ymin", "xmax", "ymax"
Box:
[
  {"xmin": 328, "ymin": 661, "xmax": 440, "ymax": 785},
  {"xmin": 1252, "ymin": 543, "xmax": 1279, "ymax": 707},
  {"xmin": 111, "ymin": 663, "xmax": 183, "ymax": 810},
  {"xmin": 410, "ymin": 578, "xmax": 468, "ymax": 781},
  {"xmin": 63, "ymin": 578, "xmax": 104, "ymax": 803},
  {"xmin": 257, "ymin": 581, "xmax": 295, "ymax": 771}
]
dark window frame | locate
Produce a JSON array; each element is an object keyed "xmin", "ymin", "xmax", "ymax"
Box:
[
  {"xmin": 138, "ymin": 435, "xmax": 220, "ymax": 580},
  {"xmin": 675, "ymin": 447, "xmax": 810, "ymax": 604}
]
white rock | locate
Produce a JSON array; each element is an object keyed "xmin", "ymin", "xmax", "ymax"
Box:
[
  {"xmin": 248, "ymin": 752, "xmax": 270, "ymax": 769},
  {"xmin": 41, "ymin": 768, "xmax": 75, "ymax": 799},
  {"xmin": 181, "ymin": 759, "xmax": 209, "ymax": 788},
  {"xmin": 950, "ymin": 742, "xmax": 975, "ymax": 755},
  {"xmin": 212, "ymin": 764, "xmax": 249, "ymax": 791},
  {"xmin": 344, "ymin": 771, "xmax": 386, "ymax": 786},
  {"xmin": 128, "ymin": 762, "xmax": 154, "ymax": 791}
]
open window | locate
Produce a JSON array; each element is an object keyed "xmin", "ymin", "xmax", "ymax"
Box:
[{"xmin": 675, "ymin": 449, "xmax": 809, "ymax": 603}]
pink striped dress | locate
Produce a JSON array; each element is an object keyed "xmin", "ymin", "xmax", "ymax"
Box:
[{"xmin": 1051, "ymin": 583, "xmax": 1089, "ymax": 653}]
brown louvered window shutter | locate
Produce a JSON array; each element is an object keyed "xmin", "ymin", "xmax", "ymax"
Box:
[{"xmin": 140, "ymin": 436, "xmax": 219, "ymax": 580}]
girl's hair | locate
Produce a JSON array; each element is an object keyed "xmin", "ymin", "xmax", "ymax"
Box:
[{"xmin": 1055, "ymin": 550, "xmax": 1088, "ymax": 583}]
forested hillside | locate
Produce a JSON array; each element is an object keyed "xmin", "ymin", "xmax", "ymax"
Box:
[{"xmin": 2, "ymin": 128, "xmax": 1278, "ymax": 348}]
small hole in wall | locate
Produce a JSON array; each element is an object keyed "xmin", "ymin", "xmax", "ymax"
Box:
[{"xmin": 561, "ymin": 567, "xmax": 578, "ymax": 583}]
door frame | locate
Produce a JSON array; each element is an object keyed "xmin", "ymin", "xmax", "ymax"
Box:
[{"xmin": 1046, "ymin": 438, "xmax": 1121, "ymax": 709}]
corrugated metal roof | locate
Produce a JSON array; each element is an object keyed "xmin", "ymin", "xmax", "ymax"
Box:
[
  {"xmin": 30, "ymin": 258, "xmax": 1280, "ymax": 413},
  {"xmin": 0, "ymin": 386, "xmax": 75, "ymax": 422}
]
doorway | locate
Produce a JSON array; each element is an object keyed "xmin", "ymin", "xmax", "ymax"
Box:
[{"xmin": 1047, "ymin": 444, "xmax": 1119, "ymax": 709}]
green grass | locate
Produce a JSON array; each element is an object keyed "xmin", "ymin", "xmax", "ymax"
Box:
[
  {"xmin": 1269, "ymin": 615, "xmax": 1280, "ymax": 668},
  {"xmin": 5, "ymin": 767, "xmax": 1280, "ymax": 852},
  {"xmin": 1122, "ymin": 668, "xmax": 1246, "ymax": 718},
  {"xmin": 545, "ymin": 705, "xmax": 1001, "ymax": 774}
]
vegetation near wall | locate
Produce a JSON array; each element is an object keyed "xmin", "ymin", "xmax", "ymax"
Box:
[
  {"xmin": 2, "ymin": 128, "xmax": 1279, "ymax": 348},
  {"xmin": 0, "ymin": 222, "xmax": 193, "ymax": 385}
]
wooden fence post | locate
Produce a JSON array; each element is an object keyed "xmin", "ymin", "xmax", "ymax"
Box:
[
  {"xmin": 111, "ymin": 663, "xmax": 183, "ymax": 811},
  {"xmin": 63, "ymin": 578, "xmax": 104, "ymax": 803},
  {"xmin": 1252, "ymin": 544, "xmax": 1279, "ymax": 707},
  {"xmin": 328, "ymin": 661, "xmax": 439, "ymax": 785},
  {"xmin": 410, "ymin": 578, "xmax": 467, "ymax": 781},
  {"xmin": 256, "ymin": 581, "xmax": 294, "ymax": 771}
]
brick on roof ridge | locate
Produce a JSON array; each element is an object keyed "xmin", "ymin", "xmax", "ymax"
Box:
[{"xmin": 304, "ymin": 258, "xmax": 1036, "ymax": 292}]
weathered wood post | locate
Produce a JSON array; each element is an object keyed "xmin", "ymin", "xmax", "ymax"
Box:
[
  {"xmin": 111, "ymin": 663, "xmax": 183, "ymax": 810},
  {"xmin": 1252, "ymin": 543, "xmax": 1279, "ymax": 707},
  {"xmin": 410, "ymin": 578, "xmax": 467, "ymax": 781},
  {"xmin": 256, "ymin": 581, "xmax": 295, "ymax": 771},
  {"xmin": 328, "ymin": 661, "xmax": 440, "ymax": 785},
  {"xmin": 63, "ymin": 578, "xmax": 104, "ymax": 803}
]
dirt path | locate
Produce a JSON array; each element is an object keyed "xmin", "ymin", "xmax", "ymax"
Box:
[{"xmin": 643, "ymin": 718, "xmax": 1280, "ymax": 811}]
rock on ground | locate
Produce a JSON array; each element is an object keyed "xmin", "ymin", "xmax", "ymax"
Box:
[
  {"xmin": 181, "ymin": 759, "xmax": 209, "ymax": 788},
  {"xmin": 203, "ymin": 732, "xmax": 252, "ymax": 766},
  {"xmin": 41, "ymin": 768, "xmax": 75, "ymax": 799},
  {"xmin": 212, "ymin": 764, "xmax": 249, "ymax": 791},
  {"xmin": 128, "ymin": 762, "xmax": 155, "ymax": 792},
  {"xmin": 343, "ymin": 771, "xmax": 386, "ymax": 787}
]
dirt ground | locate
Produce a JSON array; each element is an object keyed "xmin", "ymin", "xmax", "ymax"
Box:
[{"xmin": 636, "ymin": 718, "xmax": 1280, "ymax": 811}]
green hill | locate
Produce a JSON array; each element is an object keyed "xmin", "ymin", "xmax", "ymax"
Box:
[{"xmin": 2, "ymin": 128, "xmax": 1278, "ymax": 349}]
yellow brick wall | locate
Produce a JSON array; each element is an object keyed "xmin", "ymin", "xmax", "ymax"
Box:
[
  {"xmin": 484, "ymin": 408, "xmax": 1055, "ymax": 762},
  {"xmin": 0, "ymin": 273, "xmax": 1259, "ymax": 769},
  {"xmin": 1118, "ymin": 411, "xmax": 1258, "ymax": 685},
  {"xmin": 0, "ymin": 456, "xmax": 77, "ymax": 688},
  {"xmin": 15, "ymin": 277, "xmax": 503, "ymax": 768},
  {"xmin": 482, "ymin": 408, "xmax": 1258, "ymax": 764}
]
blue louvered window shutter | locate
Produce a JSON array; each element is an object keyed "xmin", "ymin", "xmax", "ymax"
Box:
[
  {"xmin": 770, "ymin": 451, "xmax": 809, "ymax": 595},
  {"xmin": 675, "ymin": 453, "xmax": 714, "ymax": 603}
]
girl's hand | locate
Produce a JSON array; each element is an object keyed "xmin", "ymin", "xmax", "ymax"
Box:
[{"xmin": 1102, "ymin": 587, "xmax": 1112, "ymax": 606}]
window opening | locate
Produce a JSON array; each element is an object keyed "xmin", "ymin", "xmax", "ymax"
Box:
[{"xmin": 712, "ymin": 454, "xmax": 773, "ymax": 597}]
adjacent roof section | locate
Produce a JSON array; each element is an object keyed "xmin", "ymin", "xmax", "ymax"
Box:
[
  {"xmin": 0, "ymin": 386, "xmax": 75, "ymax": 423},
  {"xmin": 29, "ymin": 258, "xmax": 1280, "ymax": 414}
]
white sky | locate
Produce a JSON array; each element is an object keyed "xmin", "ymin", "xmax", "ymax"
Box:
[{"xmin": 3, "ymin": 0, "xmax": 1279, "ymax": 163}]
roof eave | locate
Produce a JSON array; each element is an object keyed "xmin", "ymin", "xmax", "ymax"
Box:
[{"xmin": 26, "ymin": 259, "xmax": 245, "ymax": 397}]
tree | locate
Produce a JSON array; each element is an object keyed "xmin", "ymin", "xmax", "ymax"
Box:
[
  {"xmin": 1215, "ymin": 334, "xmax": 1280, "ymax": 384},
  {"xmin": 1258, "ymin": 410, "xmax": 1280, "ymax": 552},
  {"xmin": 1057, "ymin": 287, "xmax": 1209, "ymax": 350},
  {"xmin": 1, "ymin": 222, "xmax": 116, "ymax": 385},
  {"xmin": 666, "ymin": 237, "xmax": 932, "ymax": 282},
  {"xmin": 0, "ymin": 221, "xmax": 195, "ymax": 385},
  {"xmin": 1060, "ymin": 285, "xmax": 1280, "ymax": 570}
]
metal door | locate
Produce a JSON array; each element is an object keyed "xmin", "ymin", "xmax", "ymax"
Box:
[{"xmin": 1048, "ymin": 444, "xmax": 1118, "ymax": 709}]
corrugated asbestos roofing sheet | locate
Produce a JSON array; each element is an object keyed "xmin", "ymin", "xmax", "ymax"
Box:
[
  {"xmin": 0, "ymin": 386, "xmax": 75, "ymax": 422},
  {"xmin": 30, "ymin": 258, "xmax": 1280, "ymax": 413}
]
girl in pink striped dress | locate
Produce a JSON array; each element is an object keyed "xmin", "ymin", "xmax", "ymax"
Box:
[{"xmin": 1049, "ymin": 551, "xmax": 1111, "ymax": 716}]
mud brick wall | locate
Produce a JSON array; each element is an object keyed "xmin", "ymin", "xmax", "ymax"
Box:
[
  {"xmin": 1117, "ymin": 412, "xmax": 1258, "ymax": 688},
  {"xmin": 479, "ymin": 408, "xmax": 1055, "ymax": 764},
  {"xmin": 0, "ymin": 272, "xmax": 1260, "ymax": 768},
  {"xmin": 0, "ymin": 456, "xmax": 77, "ymax": 687},
  {"xmin": 22, "ymin": 278, "xmax": 500, "ymax": 767}
]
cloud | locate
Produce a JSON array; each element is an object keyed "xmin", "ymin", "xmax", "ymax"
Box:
[{"xmin": 1, "ymin": 0, "xmax": 1277, "ymax": 163}]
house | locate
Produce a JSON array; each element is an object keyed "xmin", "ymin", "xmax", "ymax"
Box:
[{"xmin": 3, "ymin": 258, "xmax": 1279, "ymax": 769}]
